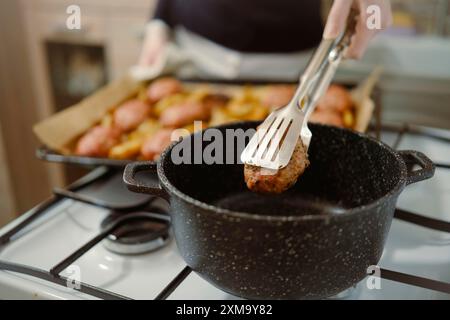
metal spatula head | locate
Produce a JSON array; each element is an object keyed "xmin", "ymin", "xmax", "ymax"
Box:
[
  {"xmin": 241, "ymin": 100, "xmax": 308, "ymax": 170},
  {"xmin": 240, "ymin": 51, "xmax": 328, "ymax": 171},
  {"xmin": 241, "ymin": 10, "xmax": 358, "ymax": 171}
]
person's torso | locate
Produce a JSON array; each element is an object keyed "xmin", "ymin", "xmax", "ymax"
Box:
[{"xmin": 165, "ymin": 0, "xmax": 323, "ymax": 53}]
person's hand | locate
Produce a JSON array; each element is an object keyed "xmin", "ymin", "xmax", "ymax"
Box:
[
  {"xmin": 138, "ymin": 20, "xmax": 169, "ymax": 66},
  {"xmin": 323, "ymin": 0, "xmax": 392, "ymax": 59}
]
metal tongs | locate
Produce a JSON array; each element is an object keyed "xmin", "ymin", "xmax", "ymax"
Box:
[{"xmin": 241, "ymin": 10, "xmax": 358, "ymax": 170}]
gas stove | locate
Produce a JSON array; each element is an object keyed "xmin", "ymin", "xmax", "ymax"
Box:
[{"xmin": 0, "ymin": 123, "xmax": 449, "ymax": 300}]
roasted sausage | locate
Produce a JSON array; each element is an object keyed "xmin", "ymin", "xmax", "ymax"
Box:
[
  {"xmin": 261, "ymin": 85, "xmax": 295, "ymax": 110},
  {"xmin": 202, "ymin": 93, "xmax": 230, "ymax": 110},
  {"xmin": 316, "ymin": 84, "xmax": 353, "ymax": 113},
  {"xmin": 147, "ymin": 77, "xmax": 183, "ymax": 103},
  {"xmin": 141, "ymin": 127, "xmax": 190, "ymax": 160},
  {"xmin": 159, "ymin": 101, "xmax": 211, "ymax": 128},
  {"xmin": 75, "ymin": 125, "xmax": 121, "ymax": 157},
  {"xmin": 309, "ymin": 109, "xmax": 344, "ymax": 127},
  {"xmin": 140, "ymin": 129, "xmax": 173, "ymax": 161},
  {"xmin": 244, "ymin": 139, "xmax": 309, "ymax": 194},
  {"xmin": 114, "ymin": 99, "xmax": 151, "ymax": 132}
]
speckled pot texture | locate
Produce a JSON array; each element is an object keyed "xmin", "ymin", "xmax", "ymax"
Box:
[{"xmin": 124, "ymin": 121, "xmax": 435, "ymax": 299}]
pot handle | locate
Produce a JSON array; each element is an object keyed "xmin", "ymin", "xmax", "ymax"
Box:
[
  {"xmin": 123, "ymin": 162, "xmax": 169, "ymax": 200},
  {"xmin": 397, "ymin": 150, "xmax": 435, "ymax": 185}
]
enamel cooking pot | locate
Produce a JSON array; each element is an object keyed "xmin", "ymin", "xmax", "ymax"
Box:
[{"xmin": 123, "ymin": 121, "xmax": 435, "ymax": 299}]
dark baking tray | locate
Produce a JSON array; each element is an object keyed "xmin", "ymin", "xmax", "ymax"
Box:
[{"xmin": 36, "ymin": 78, "xmax": 381, "ymax": 168}]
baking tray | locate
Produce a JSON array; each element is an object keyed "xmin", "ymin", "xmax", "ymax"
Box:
[{"xmin": 36, "ymin": 78, "xmax": 381, "ymax": 168}]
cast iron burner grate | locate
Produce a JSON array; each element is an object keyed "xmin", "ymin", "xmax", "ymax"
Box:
[
  {"xmin": 54, "ymin": 173, "xmax": 172, "ymax": 255},
  {"xmin": 0, "ymin": 124, "xmax": 450, "ymax": 300}
]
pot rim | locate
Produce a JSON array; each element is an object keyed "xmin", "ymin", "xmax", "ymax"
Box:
[{"xmin": 157, "ymin": 121, "xmax": 408, "ymax": 222}]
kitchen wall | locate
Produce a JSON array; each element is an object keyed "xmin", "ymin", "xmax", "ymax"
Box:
[
  {"xmin": 0, "ymin": 124, "xmax": 15, "ymax": 226},
  {"xmin": 0, "ymin": 0, "xmax": 54, "ymax": 225},
  {"xmin": 0, "ymin": 0, "xmax": 155, "ymax": 226}
]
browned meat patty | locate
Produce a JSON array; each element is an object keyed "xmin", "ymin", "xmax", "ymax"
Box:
[{"xmin": 244, "ymin": 139, "xmax": 309, "ymax": 194}]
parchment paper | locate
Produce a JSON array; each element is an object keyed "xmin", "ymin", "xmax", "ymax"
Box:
[{"xmin": 33, "ymin": 76, "xmax": 142, "ymax": 154}]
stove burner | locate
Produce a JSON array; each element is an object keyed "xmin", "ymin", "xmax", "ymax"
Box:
[{"xmin": 101, "ymin": 212, "xmax": 171, "ymax": 255}]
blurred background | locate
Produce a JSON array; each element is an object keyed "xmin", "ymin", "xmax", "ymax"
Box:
[{"xmin": 0, "ymin": 0, "xmax": 449, "ymax": 227}]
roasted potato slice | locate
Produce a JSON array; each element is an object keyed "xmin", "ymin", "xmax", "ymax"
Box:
[
  {"xmin": 128, "ymin": 119, "xmax": 161, "ymax": 140},
  {"xmin": 153, "ymin": 93, "xmax": 187, "ymax": 117},
  {"xmin": 188, "ymin": 87, "xmax": 210, "ymax": 102},
  {"xmin": 100, "ymin": 113, "xmax": 114, "ymax": 128},
  {"xmin": 108, "ymin": 139, "xmax": 143, "ymax": 160},
  {"xmin": 137, "ymin": 85, "xmax": 150, "ymax": 103},
  {"xmin": 342, "ymin": 109, "xmax": 355, "ymax": 128},
  {"xmin": 245, "ymin": 105, "xmax": 269, "ymax": 121},
  {"xmin": 209, "ymin": 107, "xmax": 240, "ymax": 127},
  {"xmin": 183, "ymin": 122, "xmax": 207, "ymax": 134},
  {"xmin": 227, "ymin": 101, "xmax": 256, "ymax": 118},
  {"xmin": 110, "ymin": 119, "xmax": 160, "ymax": 159},
  {"xmin": 227, "ymin": 87, "xmax": 262, "ymax": 118}
]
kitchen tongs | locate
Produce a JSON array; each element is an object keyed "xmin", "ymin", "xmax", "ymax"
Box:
[{"xmin": 241, "ymin": 10, "xmax": 358, "ymax": 170}]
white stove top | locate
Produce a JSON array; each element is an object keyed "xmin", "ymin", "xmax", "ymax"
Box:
[{"xmin": 0, "ymin": 126, "xmax": 449, "ymax": 300}]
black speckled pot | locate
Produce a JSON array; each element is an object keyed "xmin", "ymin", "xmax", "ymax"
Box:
[{"xmin": 123, "ymin": 121, "xmax": 434, "ymax": 299}]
